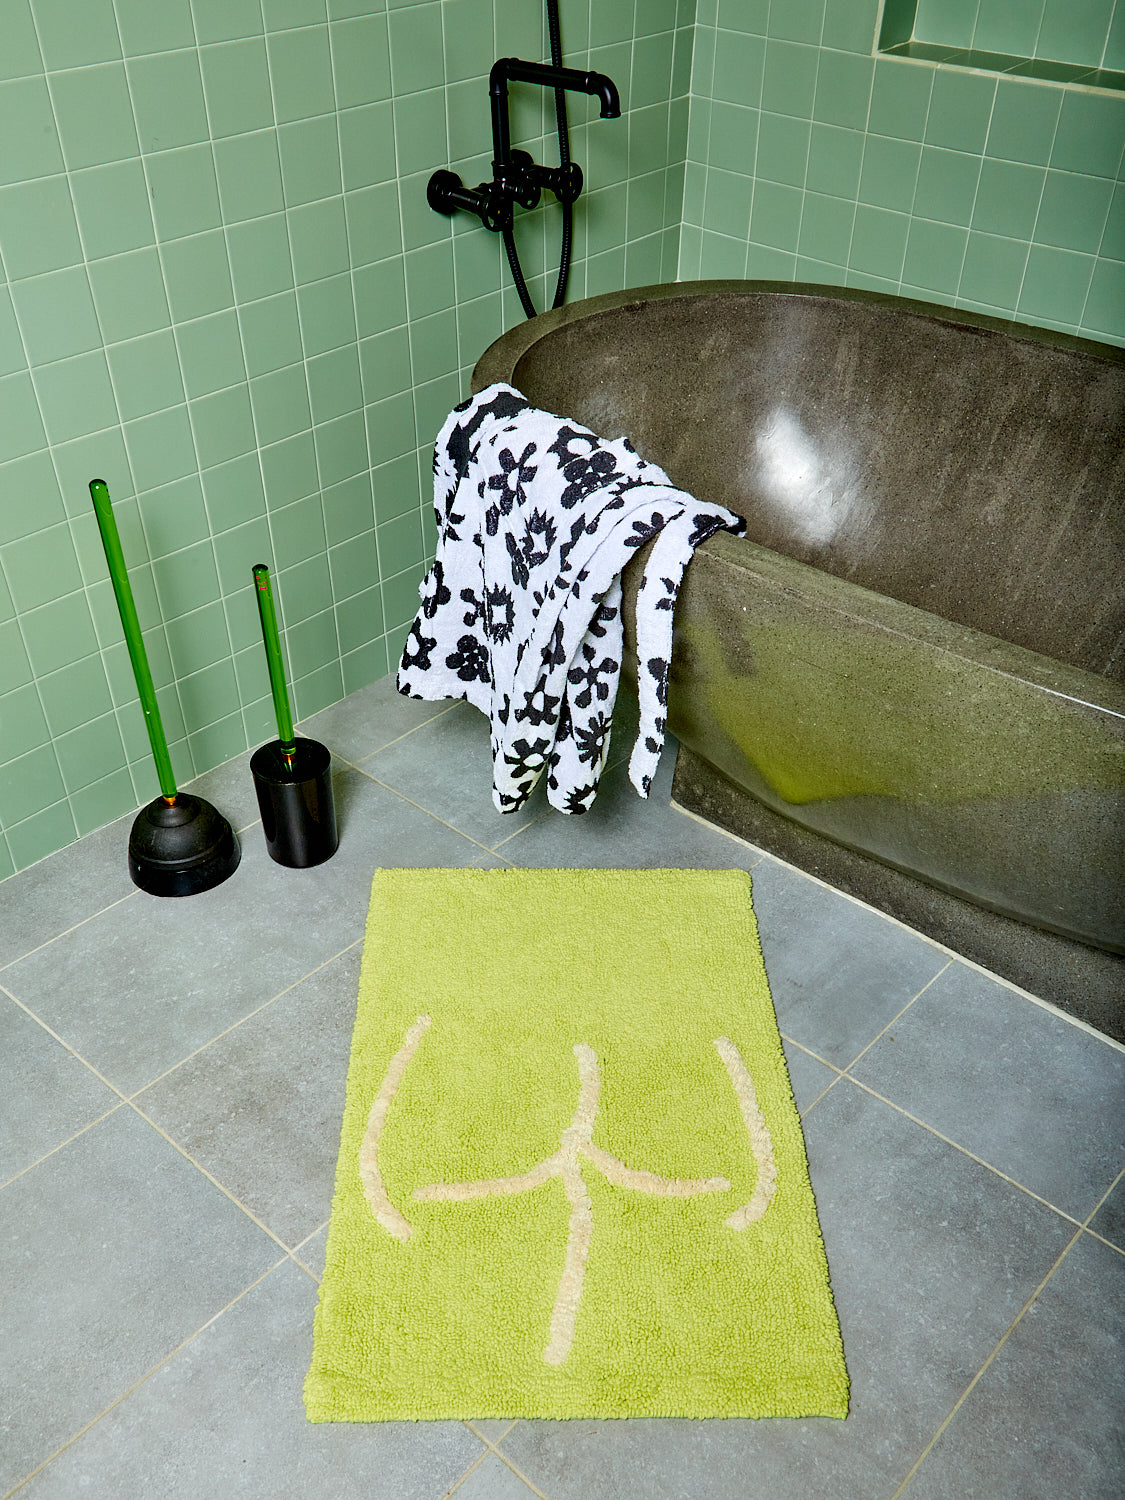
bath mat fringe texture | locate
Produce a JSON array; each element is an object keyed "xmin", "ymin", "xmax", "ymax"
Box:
[{"xmin": 305, "ymin": 867, "xmax": 848, "ymax": 1421}]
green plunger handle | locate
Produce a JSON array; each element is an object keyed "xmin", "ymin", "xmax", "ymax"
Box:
[
  {"xmin": 89, "ymin": 478, "xmax": 178, "ymax": 802},
  {"xmin": 252, "ymin": 564, "xmax": 296, "ymax": 760}
]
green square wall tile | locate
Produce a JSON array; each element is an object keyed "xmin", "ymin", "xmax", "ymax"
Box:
[
  {"xmin": 342, "ymin": 639, "xmax": 388, "ymax": 695},
  {"xmin": 376, "ymin": 510, "xmax": 424, "ymax": 579},
  {"xmin": 0, "ymin": 371, "xmax": 47, "ymax": 459},
  {"xmin": 702, "ymin": 102, "xmax": 759, "ymax": 176},
  {"xmin": 138, "ymin": 475, "xmax": 209, "ymax": 558},
  {"xmin": 50, "ymin": 64, "xmax": 140, "ymax": 172},
  {"xmin": 0, "ymin": 740, "xmax": 64, "ymax": 825},
  {"xmin": 850, "ymin": 203, "xmax": 910, "ymax": 280},
  {"xmin": 813, "ymin": 50, "xmax": 875, "ymax": 131},
  {"xmin": 53, "ymin": 711, "xmax": 129, "ymax": 792},
  {"xmin": 239, "ymin": 292, "xmax": 303, "ymax": 378},
  {"xmin": 1037, "ymin": 0, "xmax": 1114, "ymax": 68},
  {"xmin": 213, "ymin": 516, "xmax": 270, "ymax": 597},
  {"xmin": 10, "ymin": 267, "xmax": 102, "ymax": 366},
  {"xmin": 902, "ymin": 218, "xmax": 968, "ymax": 293},
  {"xmin": 1, "ymin": 682, "xmax": 51, "ymax": 761},
  {"xmin": 2, "ymin": 522, "xmax": 83, "ymax": 611},
  {"xmin": 297, "ymin": 274, "xmax": 357, "ymax": 354},
  {"xmin": 258, "ymin": 432, "xmax": 318, "ymax": 512},
  {"xmin": 1018, "ymin": 244, "xmax": 1096, "ymax": 323},
  {"xmin": 71, "ymin": 161, "xmax": 155, "ymax": 260},
  {"xmin": 858, "ymin": 134, "xmax": 922, "ymax": 212},
  {"xmin": 165, "ymin": 600, "xmax": 232, "ymax": 677},
  {"xmin": 0, "ymin": 619, "xmax": 33, "ymax": 695},
  {"xmin": 1051, "ymin": 93, "xmax": 1125, "ymax": 178},
  {"xmin": 279, "ymin": 116, "xmax": 344, "ymax": 205},
  {"xmin": 31, "ymin": 0, "xmax": 120, "ymax": 69},
  {"xmin": 359, "ymin": 325, "xmax": 411, "ymax": 403},
  {"xmin": 5, "ymin": 798, "xmax": 75, "ymax": 868},
  {"xmin": 227, "ymin": 215, "xmax": 295, "ymax": 302},
  {"xmin": 178, "ymin": 659, "xmax": 240, "ymax": 737},
  {"xmin": 115, "ymin": 0, "xmax": 196, "ymax": 54},
  {"xmin": 146, "ymin": 147, "xmax": 223, "ymax": 243},
  {"xmin": 1034, "ymin": 170, "xmax": 1114, "ymax": 254},
  {"xmin": 914, "ymin": 145, "xmax": 982, "ymax": 226},
  {"xmin": 404, "ymin": 240, "xmax": 453, "ymax": 321},
  {"xmin": 191, "ymin": 0, "xmax": 265, "ymax": 43},
  {"xmin": 380, "ymin": 563, "xmax": 424, "ymax": 631},
  {"xmin": 1107, "ymin": 4, "xmax": 1125, "ymax": 68},
  {"xmin": 176, "ymin": 310, "xmax": 247, "ymax": 398},
  {"xmin": 200, "ymin": 40, "xmax": 275, "ymax": 139},
  {"xmin": 334, "ymin": 13, "xmax": 392, "ymax": 105},
  {"xmin": 0, "ymin": 0, "xmax": 44, "ymax": 83},
  {"xmin": 346, "ymin": 182, "xmax": 403, "ymax": 267},
  {"xmin": 769, "ymin": 0, "xmax": 825, "ymax": 45},
  {"xmin": 0, "ymin": 77, "xmax": 63, "ymax": 186},
  {"xmin": 1082, "ymin": 256, "xmax": 1125, "ymax": 339},
  {"xmin": 271, "ymin": 493, "xmax": 328, "ymax": 569},
  {"xmin": 124, "ymin": 405, "xmax": 197, "ymax": 490},
  {"xmin": 711, "ymin": 29, "xmax": 764, "ymax": 107},
  {"xmin": 20, "ymin": 590, "xmax": 96, "ymax": 677},
  {"xmin": 959, "ymin": 230, "xmax": 1028, "ymax": 307},
  {"xmin": 756, "ymin": 112, "xmax": 811, "ymax": 188},
  {"xmin": 152, "ymin": 540, "xmax": 221, "ymax": 618},
  {"xmin": 107, "ymin": 330, "xmax": 186, "ymax": 421},
  {"xmin": 191, "ymin": 383, "xmax": 255, "ymax": 468},
  {"xmin": 308, "ymin": 345, "xmax": 363, "ymax": 424},
  {"xmin": 339, "ymin": 101, "xmax": 397, "ymax": 191},
  {"xmin": 393, "ymin": 89, "xmax": 448, "ymax": 178},
  {"xmin": 0, "ymin": 288, "xmax": 22, "ymax": 377},
  {"xmin": 88, "ymin": 247, "xmax": 171, "ymax": 342},
  {"xmin": 54, "ymin": 428, "xmax": 133, "ymax": 518},
  {"xmin": 268, "ymin": 24, "xmax": 336, "ymax": 125},
  {"xmin": 806, "ymin": 124, "xmax": 865, "ymax": 198},
  {"xmin": 70, "ymin": 767, "xmax": 135, "ymax": 838},
  {"xmin": 971, "ymin": 158, "xmax": 1045, "ymax": 240},
  {"xmin": 314, "ymin": 410, "xmax": 368, "ymax": 488},
  {"xmin": 336, "ymin": 583, "xmax": 384, "ymax": 654},
  {"xmin": 276, "ymin": 555, "xmax": 332, "ymax": 627},
  {"xmin": 323, "ymin": 470, "xmax": 375, "ymax": 545},
  {"xmin": 201, "ymin": 450, "xmax": 268, "ymax": 528},
  {"xmin": 36, "ymin": 352, "xmax": 119, "ymax": 446},
  {"xmin": 702, "ymin": 168, "xmax": 752, "ymax": 239},
  {"xmin": 388, "ymin": 2, "xmax": 443, "ymax": 95},
  {"xmin": 0, "ymin": 177, "xmax": 82, "ymax": 277},
  {"xmin": 354, "ymin": 256, "xmax": 407, "ymax": 337},
  {"xmin": 263, "ymin": 0, "xmax": 332, "ymax": 29},
  {"xmin": 1102, "ymin": 184, "xmax": 1125, "ymax": 259},
  {"xmin": 250, "ymin": 364, "xmax": 314, "ymax": 447},
  {"xmin": 438, "ymin": 0, "xmax": 488, "ymax": 88},
  {"xmin": 366, "ymin": 389, "xmax": 416, "ymax": 465},
  {"xmin": 925, "ymin": 69, "xmax": 996, "ymax": 154},
  {"xmin": 0, "ymin": 449, "xmax": 65, "ymax": 543},
  {"xmin": 591, "ymin": 0, "xmax": 634, "ymax": 47},
  {"xmin": 985, "ymin": 79, "xmax": 1062, "ymax": 167},
  {"xmin": 408, "ymin": 307, "xmax": 455, "ymax": 384},
  {"xmin": 798, "ymin": 191, "xmax": 856, "ymax": 266},
  {"xmin": 868, "ymin": 60, "xmax": 931, "ymax": 142},
  {"xmin": 161, "ymin": 231, "xmax": 234, "ymax": 322},
  {"xmin": 289, "ymin": 197, "xmax": 350, "ymax": 283},
  {"xmin": 972, "ymin": 0, "xmax": 1040, "ymax": 55},
  {"xmin": 760, "ymin": 40, "xmax": 818, "ymax": 119},
  {"xmin": 400, "ymin": 168, "xmax": 452, "ymax": 249},
  {"xmin": 128, "ymin": 51, "xmax": 209, "ymax": 155},
  {"xmin": 214, "ymin": 132, "xmax": 286, "ymax": 223},
  {"xmin": 328, "ymin": 531, "xmax": 378, "ymax": 602},
  {"xmin": 37, "ymin": 655, "xmax": 112, "ymax": 737}
]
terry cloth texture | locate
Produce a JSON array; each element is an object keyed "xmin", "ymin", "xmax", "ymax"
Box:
[
  {"xmin": 305, "ymin": 867, "xmax": 850, "ymax": 1422},
  {"xmin": 396, "ymin": 383, "xmax": 744, "ymax": 815}
]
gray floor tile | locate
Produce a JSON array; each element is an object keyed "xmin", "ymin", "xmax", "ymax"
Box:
[
  {"xmin": 0, "ymin": 1108, "xmax": 280, "ymax": 1495},
  {"xmin": 292, "ymin": 1225, "xmax": 328, "ymax": 1281},
  {"xmin": 849, "ymin": 963, "xmax": 1125, "ymax": 1221},
  {"xmin": 748, "ymin": 858, "xmax": 950, "ymax": 1069},
  {"xmin": 497, "ymin": 740, "xmax": 767, "ymax": 870},
  {"xmin": 182, "ymin": 747, "xmax": 268, "ymax": 836},
  {"xmin": 0, "ymin": 817, "xmax": 134, "ymax": 970},
  {"xmin": 467, "ymin": 1418, "xmax": 521, "ymax": 1445},
  {"xmin": 902, "ymin": 1233, "xmax": 1125, "ymax": 1500},
  {"xmin": 134, "ymin": 947, "xmax": 361, "ymax": 1249},
  {"xmin": 1, "ymin": 772, "xmax": 489, "ymax": 1095},
  {"xmin": 17, "ymin": 1259, "xmax": 486, "ymax": 1500},
  {"xmin": 451, "ymin": 1452, "xmax": 543, "ymax": 1498},
  {"xmin": 781, "ymin": 1036, "xmax": 840, "ymax": 1115},
  {"xmin": 0, "ymin": 996, "xmax": 121, "ymax": 1185},
  {"xmin": 299, "ymin": 672, "xmax": 456, "ymax": 766},
  {"xmin": 1089, "ymin": 1172, "xmax": 1125, "ymax": 1251}
]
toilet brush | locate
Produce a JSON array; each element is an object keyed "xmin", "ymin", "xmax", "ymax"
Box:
[
  {"xmin": 89, "ymin": 479, "xmax": 240, "ymax": 896},
  {"xmin": 249, "ymin": 563, "xmax": 338, "ymax": 868}
]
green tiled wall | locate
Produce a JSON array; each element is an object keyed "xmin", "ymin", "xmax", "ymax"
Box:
[
  {"xmin": 680, "ymin": 0, "xmax": 1125, "ymax": 343},
  {"xmin": 0, "ymin": 0, "xmax": 688, "ymax": 877}
]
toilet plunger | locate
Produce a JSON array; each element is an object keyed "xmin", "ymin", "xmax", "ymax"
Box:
[
  {"xmin": 89, "ymin": 479, "xmax": 240, "ymax": 896},
  {"xmin": 249, "ymin": 563, "xmax": 338, "ymax": 868}
]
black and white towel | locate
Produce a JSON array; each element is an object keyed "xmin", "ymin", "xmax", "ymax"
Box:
[{"xmin": 397, "ymin": 382, "xmax": 744, "ymax": 815}]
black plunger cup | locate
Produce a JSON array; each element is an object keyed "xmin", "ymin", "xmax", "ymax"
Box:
[{"xmin": 250, "ymin": 736, "xmax": 338, "ymax": 867}]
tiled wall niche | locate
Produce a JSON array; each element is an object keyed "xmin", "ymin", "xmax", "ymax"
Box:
[{"xmin": 0, "ymin": 0, "xmax": 690, "ymax": 877}]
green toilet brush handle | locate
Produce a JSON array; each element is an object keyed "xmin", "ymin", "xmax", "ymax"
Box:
[
  {"xmin": 89, "ymin": 478, "xmax": 179, "ymax": 804},
  {"xmin": 252, "ymin": 564, "xmax": 296, "ymax": 767}
]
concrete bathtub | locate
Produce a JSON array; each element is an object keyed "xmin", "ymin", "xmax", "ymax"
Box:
[{"xmin": 474, "ymin": 282, "xmax": 1125, "ymax": 1037}]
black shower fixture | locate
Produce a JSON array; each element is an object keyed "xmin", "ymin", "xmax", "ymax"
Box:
[{"xmin": 427, "ymin": 2, "xmax": 620, "ymax": 320}]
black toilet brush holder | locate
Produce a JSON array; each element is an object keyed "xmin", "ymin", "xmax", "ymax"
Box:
[{"xmin": 250, "ymin": 564, "xmax": 339, "ymax": 869}]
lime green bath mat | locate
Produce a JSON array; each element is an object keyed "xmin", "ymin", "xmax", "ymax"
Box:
[{"xmin": 305, "ymin": 867, "xmax": 848, "ymax": 1421}]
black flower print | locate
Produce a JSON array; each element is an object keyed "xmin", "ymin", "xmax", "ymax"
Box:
[
  {"xmin": 446, "ymin": 634, "xmax": 490, "ymax": 683},
  {"xmin": 419, "ymin": 560, "xmax": 452, "ymax": 620},
  {"xmin": 445, "ymin": 386, "xmax": 527, "ymax": 482},
  {"xmin": 460, "ymin": 585, "xmax": 485, "ymax": 630},
  {"xmin": 647, "ymin": 655, "xmax": 670, "ymax": 707},
  {"xmin": 505, "ymin": 529, "xmax": 530, "ymax": 589},
  {"xmin": 487, "ymin": 441, "xmax": 538, "ymax": 514},
  {"xmin": 574, "ymin": 711, "xmax": 610, "ymax": 767},
  {"xmin": 517, "ymin": 684, "xmax": 560, "ymax": 726},
  {"xmin": 401, "ymin": 617, "xmax": 436, "ymax": 673},
  {"xmin": 562, "ymin": 780, "xmax": 598, "ymax": 814},
  {"xmin": 485, "ymin": 584, "xmax": 515, "ymax": 644},
  {"xmin": 547, "ymin": 425, "xmax": 620, "ymax": 508},
  {"xmin": 624, "ymin": 513, "xmax": 666, "ymax": 550},
  {"xmin": 567, "ymin": 642, "xmax": 616, "ymax": 710},
  {"xmin": 541, "ymin": 616, "xmax": 567, "ymax": 669}
]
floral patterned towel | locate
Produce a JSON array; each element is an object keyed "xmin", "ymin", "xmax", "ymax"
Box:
[{"xmin": 396, "ymin": 383, "xmax": 744, "ymax": 815}]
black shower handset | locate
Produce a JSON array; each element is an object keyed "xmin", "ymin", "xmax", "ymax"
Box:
[{"xmin": 427, "ymin": 54, "xmax": 620, "ymax": 318}]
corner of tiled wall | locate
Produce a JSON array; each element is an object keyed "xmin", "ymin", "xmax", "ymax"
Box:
[{"xmin": 0, "ymin": 0, "xmax": 689, "ymax": 880}]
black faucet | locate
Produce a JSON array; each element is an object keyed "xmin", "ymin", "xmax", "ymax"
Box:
[{"xmin": 427, "ymin": 57, "xmax": 620, "ymax": 232}]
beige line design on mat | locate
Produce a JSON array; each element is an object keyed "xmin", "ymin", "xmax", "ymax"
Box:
[{"xmin": 359, "ymin": 1025, "xmax": 777, "ymax": 1365}]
